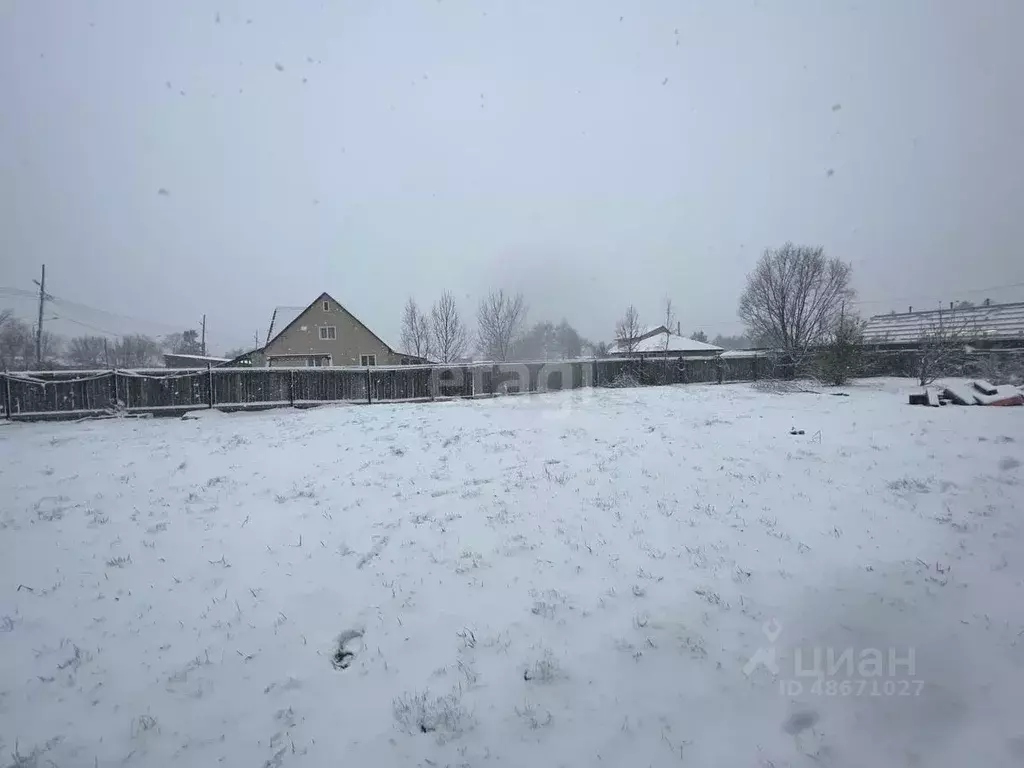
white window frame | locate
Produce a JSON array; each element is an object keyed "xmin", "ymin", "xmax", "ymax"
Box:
[
  {"xmin": 360, "ymin": 354, "xmax": 377, "ymax": 366},
  {"xmin": 307, "ymin": 355, "xmax": 331, "ymax": 367},
  {"xmin": 322, "ymin": 300, "xmax": 330, "ymax": 311},
  {"xmin": 319, "ymin": 325, "xmax": 337, "ymax": 340}
]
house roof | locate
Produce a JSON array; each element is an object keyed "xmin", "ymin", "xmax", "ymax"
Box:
[
  {"xmin": 262, "ymin": 292, "xmax": 400, "ymax": 354},
  {"xmin": 610, "ymin": 331, "xmax": 723, "ymax": 354},
  {"xmin": 638, "ymin": 325, "xmax": 671, "ymax": 340},
  {"xmin": 862, "ymin": 301, "xmax": 1024, "ymax": 344},
  {"xmin": 264, "ymin": 306, "xmax": 307, "ymax": 347}
]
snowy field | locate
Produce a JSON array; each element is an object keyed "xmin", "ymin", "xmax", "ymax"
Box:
[{"xmin": 2, "ymin": 379, "xmax": 1024, "ymax": 767}]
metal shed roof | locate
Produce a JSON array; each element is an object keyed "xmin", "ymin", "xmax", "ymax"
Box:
[{"xmin": 862, "ymin": 302, "xmax": 1024, "ymax": 344}]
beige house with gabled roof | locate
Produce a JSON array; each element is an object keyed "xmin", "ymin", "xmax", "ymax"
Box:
[{"xmin": 256, "ymin": 292, "xmax": 424, "ymax": 367}]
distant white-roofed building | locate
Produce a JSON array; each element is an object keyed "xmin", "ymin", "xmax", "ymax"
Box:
[
  {"xmin": 862, "ymin": 301, "xmax": 1024, "ymax": 348},
  {"xmin": 609, "ymin": 327, "xmax": 723, "ymax": 357}
]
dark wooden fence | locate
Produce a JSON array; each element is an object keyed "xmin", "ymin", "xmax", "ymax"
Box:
[
  {"xmin": 0, "ymin": 356, "xmax": 765, "ymax": 421},
  {"xmin": 7, "ymin": 348, "xmax": 1020, "ymax": 422}
]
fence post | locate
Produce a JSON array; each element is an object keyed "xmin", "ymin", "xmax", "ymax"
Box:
[
  {"xmin": 2, "ymin": 371, "xmax": 11, "ymax": 420},
  {"xmin": 207, "ymin": 364, "xmax": 214, "ymax": 409},
  {"xmin": 289, "ymin": 370, "xmax": 295, "ymax": 406},
  {"xmin": 679, "ymin": 356, "xmax": 687, "ymax": 384},
  {"xmin": 366, "ymin": 367, "xmax": 372, "ymax": 404},
  {"xmin": 752, "ymin": 356, "xmax": 759, "ymax": 381}
]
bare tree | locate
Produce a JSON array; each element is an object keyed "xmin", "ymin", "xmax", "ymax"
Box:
[
  {"xmin": 38, "ymin": 331, "xmax": 63, "ymax": 366},
  {"xmin": 431, "ymin": 291, "xmax": 468, "ymax": 363},
  {"xmin": 0, "ymin": 317, "xmax": 33, "ymax": 370},
  {"xmin": 0, "ymin": 311, "xmax": 61, "ymax": 369},
  {"xmin": 738, "ymin": 242, "xmax": 853, "ymax": 375},
  {"xmin": 661, "ymin": 298, "xmax": 676, "ymax": 354},
  {"xmin": 400, "ymin": 297, "xmax": 432, "ymax": 360},
  {"xmin": 68, "ymin": 335, "xmax": 108, "ymax": 368},
  {"xmin": 163, "ymin": 330, "xmax": 202, "ymax": 355},
  {"xmin": 916, "ymin": 308, "xmax": 973, "ymax": 385},
  {"xmin": 113, "ymin": 334, "xmax": 161, "ymax": 368},
  {"xmin": 690, "ymin": 330, "xmax": 708, "ymax": 343},
  {"xmin": 511, "ymin": 319, "xmax": 585, "ymax": 361},
  {"xmin": 817, "ymin": 308, "xmax": 864, "ymax": 386},
  {"xmin": 477, "ymin": 290, "xmax": 526, "ymax": 361},
  {"xmin": 615, "ymin": 305, "xmax": 643, "ymax": 355}
]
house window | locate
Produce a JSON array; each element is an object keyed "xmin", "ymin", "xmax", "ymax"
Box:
[
  {"xmin": 319, "ymin": 326, "xmax": 336, "ymax": 340},
  {"xmin": 306, "ymin": 356, "xmax": 330, "ymax": 367},
  {"xmin": 360, "ymin": 354, "xmax": 377, "ymax": 366},
  {"xmin": 322, "ymin": 300, "xmax": 330, "ymax": 311}
]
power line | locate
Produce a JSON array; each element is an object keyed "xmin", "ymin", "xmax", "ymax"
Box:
[
  {"xmin": 47, "ymin": 294, "xmax": 184, "ymax": 333},
  {"xmin": 851, "ymin": 280, "xmax": 1024, "ymax": 307},
  {"xmin": 0, "ymin": 285, "xmax": 189, "ymax": 333},
  {"xmin": 50, "ymin": 314, "xmax": 125, "ymax": 337},
  {"xmin": 0, "ymin": 287, "xmax": 38, "ymax": 299}
]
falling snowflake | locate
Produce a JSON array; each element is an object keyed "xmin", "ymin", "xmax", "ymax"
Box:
[
  {"xmin": 274, "ymin": 62, "xmax": 285, "ymax": 72},
  {"xmin": 825, "ymin": 169, "xmax": 835, "ymax": 177},
  {"xmin": 157, "ymin": 188, "xmax": 170, "ymax": 196},
  {"xmin": 832, "ymin": 103, "xmax": 842, "ymax": 111}
]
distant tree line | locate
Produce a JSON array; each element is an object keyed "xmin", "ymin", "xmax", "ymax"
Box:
[
  {"xmin": 0, "ymin": 311, "xmax": 219, "ymax": 371},
  {"xmin": 401, "ymin": 290, "xmax": 604, "ymax": 363}
]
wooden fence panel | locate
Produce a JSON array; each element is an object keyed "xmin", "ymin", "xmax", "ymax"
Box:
[
  {"xmin": 5, "ymin": 372, "xmax": 115, "ymax": 416},
  {"xmin": 722, "ymin": 358, "xmax": 758, "ymax": 382},
  {"xmin": 370, "ymin": 367, "xmax": 433, "ymax": 400},
  {"xmin": 121, "ymin": 371, "xmax": 208, "ymax": 411},
  {"xmin": 693, "ymin": 359, "xmax": 719, "ymax": 383},
  {"xmin": 212, "ymin": 368, "xmax": 290, "ymax": 406},
  {"xmin": 291, "ymin": 368, "xmax": 367, "ymax": 404}
]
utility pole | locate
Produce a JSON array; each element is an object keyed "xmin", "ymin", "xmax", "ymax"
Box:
[
  {"xmin": 201, "ymin": 314, "xmax": 207, "ymax": 356},
  {"xmin": 33, "ymin": 264, "xmax": 46, "ymax": 368}
]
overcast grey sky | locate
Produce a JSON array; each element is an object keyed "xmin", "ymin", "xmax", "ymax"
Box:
[{"xmin": 1, "ymin": 0, "xmax": 1022, "ymax": 354}]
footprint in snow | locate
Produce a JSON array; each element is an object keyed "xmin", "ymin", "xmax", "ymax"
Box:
[{"xmin": 331, "ymin": 629, "xmax": 364, "ymax": 670}]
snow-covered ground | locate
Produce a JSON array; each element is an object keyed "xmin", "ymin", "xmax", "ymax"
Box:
[{"xmin": 2, "ymin": 379, "xmax": 1023, "ymax": 767}]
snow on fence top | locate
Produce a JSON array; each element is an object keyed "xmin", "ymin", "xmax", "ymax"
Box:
[
  {"xmin": 863, "ymin": 301, "xmax": 1024, "ymax": 344},
  {"xmin": 163, "ymin": 353, "xmax": 230, "ymax": 367}
]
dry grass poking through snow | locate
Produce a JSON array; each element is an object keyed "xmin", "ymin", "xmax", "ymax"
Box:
[{"xmin": 1, "ymin": 378, "xmax": 1023, "ymax": 766}]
